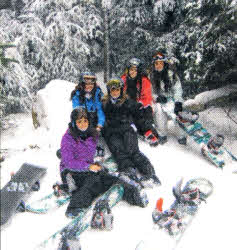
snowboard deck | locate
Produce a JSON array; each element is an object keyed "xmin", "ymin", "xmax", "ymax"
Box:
[
  {"xmin": 136, "ymin": 178, "xmax": 213, "ymax": 250},
  {"xmin": 0, "ymin": 163, "xmax": 47, "ymax": 226},
  {"xmin": 35, "ymin": 184, "xmax": 124, "ymax": 249},
  {"xmin": 24, "ymin": 156, "xmax": 118, "ymax": 214},
  {"xmin": 160, "ymin": 99, "xmax": 235, "ymax": 168}
]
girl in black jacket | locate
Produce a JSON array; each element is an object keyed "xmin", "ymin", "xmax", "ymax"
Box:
[{"xmin": 102, "ymin": 77, "xmax": 161, "ymax": 186}]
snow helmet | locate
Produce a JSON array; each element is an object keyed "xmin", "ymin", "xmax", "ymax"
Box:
[
  {"xmin": 127, "ymin": 58, "xmax": 142, "ymax": 68},
  {"xmin": 79, "ymin": 71, "xmax": 97, "ymax": 85},
  {"xmin": 70, "ymin": 107, "xmax": 88, "ymax": 128},
  {"xmin": 106, "ymin": 77, "xmax": 124, "ymax": 91}
]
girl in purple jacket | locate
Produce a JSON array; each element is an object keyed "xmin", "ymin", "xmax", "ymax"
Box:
[{"xmin": 60, "ymin": 107, "xmax": 116, "ymax": 217}]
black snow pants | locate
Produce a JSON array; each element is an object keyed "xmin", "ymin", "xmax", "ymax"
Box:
[
  {"xmin": 103, "ymin": 127, "xmax": 155, "ymax": 178},
  {"xmin": 133, "ymin": 106, "xmax": 159, "ymax": 137},
  {"xmin": 61, "ymin": 170, "xmax": 117, "ymax": 210}
]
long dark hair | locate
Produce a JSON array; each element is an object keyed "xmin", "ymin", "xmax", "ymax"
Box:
[
  {"xmin": 70, "ymin": 82, "xmax": 97, "ymax": 104},
  {"xmin": 126, "ymin": 69, "xmax": 148, "ymax": 99},
  {"xmin": 151, "ymin": 63, "xmax": 173, "ymax": 93},
  {"xmin": 69, "ymin": 108, "xmax": 97, "ymax": 142}
]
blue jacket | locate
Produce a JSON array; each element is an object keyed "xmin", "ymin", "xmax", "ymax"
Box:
[{"xmin": 72, "ymin": 87, "xmax": 105, "ymax": 127}]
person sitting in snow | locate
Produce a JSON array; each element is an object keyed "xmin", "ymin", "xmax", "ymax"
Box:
[
  {"xmin": 60, "ymin": 107, "xmax": 148, "ymax": 217},
  {"xmin": 121, "ymin": 58, "xmax": 160, "ymax": 147},
  {"xmin": 150, "ymin": 49, "xmax": 187, "ymax": 145},
  {"xmin": 70, "ymin": 71, "xmax": 105, "ymax": 157},
  {"xmin": 71, "ymin": 71, "xmax": 105, "ymax": 132},
  {"xmin": 102, "ymin": 77, "xmax": 161, "ymax": 187}
]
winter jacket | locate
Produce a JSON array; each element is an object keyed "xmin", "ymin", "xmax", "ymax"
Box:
[
  {"xmin": 102, "ymin": 95, "xmax": 142, "ymax": 136},
  {"xmin": 72, "ymin": 87, "xmax": 105, "ymax": 127},
  {"xmin": 60, "ymin": 129, "xmax": 98, "ymax": 173},
  {"xmin": 151, "ymin": 64, "xmax": 183, "ymax": 102},
  {"xmin": 121, "ymin": 74, "xmax": 153, "ymax": 108}
]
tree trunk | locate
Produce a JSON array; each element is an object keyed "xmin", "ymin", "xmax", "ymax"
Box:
[{"xmin": 103, "ymin": 8, "xmax": 110, "ymax": 83}]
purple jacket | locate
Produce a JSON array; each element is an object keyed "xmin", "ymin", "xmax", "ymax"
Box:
[{"xmin": 60, "ymin": 129, "xmax": 98, "ymax": 173}]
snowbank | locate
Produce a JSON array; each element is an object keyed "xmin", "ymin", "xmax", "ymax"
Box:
[{"xmin": 184, "ymin": 84, "xmax": 237, "ymax": 112}]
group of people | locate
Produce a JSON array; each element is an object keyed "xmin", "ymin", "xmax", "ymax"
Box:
[{"xmin": 59, "ymin": 49, "xmax": 187, "ymax": 217}]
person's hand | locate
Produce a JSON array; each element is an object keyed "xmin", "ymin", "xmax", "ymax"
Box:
[
  {"xmin": 96, "ymin": 125, "xmax": 102, "ymax": 132},
  {"xmin": 174, "ymin": 102, "xmax": 183, "ymax": 115},
  {"xmin": 89, "ymin": 164, "xmax": 102, "ymax": 172},
  {"xmin": 156, "ymin": 95, "xmax": 167, "ymax": 104}
]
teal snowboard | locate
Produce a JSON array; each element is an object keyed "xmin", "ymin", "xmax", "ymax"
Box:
[
  {"xmin": 161, "ymin": 99, "xmax": 236, "ymax": 168},
  {"xmin": 35, "ymin": 184, "xmax": 124, "ymax": 249},
  {"xmin": 24, "ymin": 156, "xmax": 118, "ymax": 214}
]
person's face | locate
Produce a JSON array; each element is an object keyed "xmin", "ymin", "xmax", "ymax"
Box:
[
  {"xmin": 110, "ymin": 87, "xmax": 121, "ymax": 99},
  {"xmin": 129, "ymin": 66, "xmax": 138, "ymax": 79},
  {"xmin": 76, "ymin": 117, "xmax": 89, "ymax": 131},
  {"xmin": 154, "ymin": 60, "xmax": 165, "ymax": 72},
  {"xmin": 84, "ymin": 77, "xmax": 95, "ymax": 92}
]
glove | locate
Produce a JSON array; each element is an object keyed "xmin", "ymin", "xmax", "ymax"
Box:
[
  {"xmin": 174, "ymin": 102, "xmax": 183, "ymax": 115},
  {"xmin": 156, "ymin": 95, "xmax": 167, "ymax": 104}
]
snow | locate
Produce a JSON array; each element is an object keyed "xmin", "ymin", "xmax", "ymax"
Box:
[
  {"xmin": 1, "ymin": 78, "xmax": 237, "ymax": 250},
  {"xmin": 184, "ymin": 84, "xmax": 237, "ymax": 107}
]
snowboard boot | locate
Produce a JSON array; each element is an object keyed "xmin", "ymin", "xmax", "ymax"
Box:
[
  {"xmin": 177, "ymin": 136, "xmax": 187, "ymax": 146},
  {"xmin": 144, "ymin": 130, "xmax": 159, "ymax": 147},
  {"xmin": 65, "ymin": 207, "xmax": 84, "ymax": 218},
  {"xmin": 123, "ymin": 167, "xmax": 143, "ymax": 187},
  {"xmin": 140, "ymin": 174, "xmax": 161, "ymax": 188},
  {"xmin": 159, "ymin": 135, "xmax": 168, "ymax": 145},
  {"xmin": 119, "ymin": 174, "xmax": 149, "ymax": 207}
]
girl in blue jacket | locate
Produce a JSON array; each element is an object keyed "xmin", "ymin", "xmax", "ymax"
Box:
[{"xmin": 70, "ymin": 72, "xmax": 105, "ymax": 132}]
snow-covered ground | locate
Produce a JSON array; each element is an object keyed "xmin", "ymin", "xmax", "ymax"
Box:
[{"xmin": 1, "ymin": 77, "xmax": 237, "ymax": 250}]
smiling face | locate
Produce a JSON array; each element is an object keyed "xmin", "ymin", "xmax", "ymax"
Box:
[
  {"xmin": 83, "ymin": 76, "xmax": 96, "ymax": 93},
  {"xmin": 84, "ymin": 82, "xmax": 94, "ymax": 93},
  {"xmin": 154, "ymin": 60, "xmax": 165, "ymax": 72},
  {"xmin": 76, "ymin": 117, "xmax": 89, "ymax": 131},
  {"xmin": 128, "ymin": 66, "xmax": 138, "ymax": 79},
  {"xmin": 110, "ymin": 87, "xmax": 121, "ymax": 99}
]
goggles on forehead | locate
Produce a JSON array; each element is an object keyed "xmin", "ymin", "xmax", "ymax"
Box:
[
  {"xmin": 107, "ymin": 79, "xmax": 122, "ymax": 89},
  {"xmin": 83, "ymin": 76, "xmax": 96, "ymax": 84},
  {"xmin": 153, "ymin": 53, "xmax": 167, "ymax": 62}
]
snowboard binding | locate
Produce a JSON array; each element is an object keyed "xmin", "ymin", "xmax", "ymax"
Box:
[
  {"xmin": 152, "ymin": 178, "xmax": 213, "ymax": 236},
  {"xmin": 207, "ymin": 134, "xmax": 224, "ymax": 155},
  {"xmin": 58, "ymin": 230, "xmax": 81, "ymax": 250},
  {"xmin": 176, "ymin": 111, "xmax": 199, "ymax": 125},
  {"xmin": 91, "ymin": 199, "xmax": 113, "ymax": 230}
]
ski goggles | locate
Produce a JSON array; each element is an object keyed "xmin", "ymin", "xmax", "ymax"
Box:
[
  {"xmin": 107, "ymin": 79, "xmax": 123, "ymax": 89},
  {"xmin": 83, "ymin": 76, "xmax": 96, "ymax": 84},
  {"xmin": 153, "ymin": 53, "xmax": 167, "ymax": 62}
]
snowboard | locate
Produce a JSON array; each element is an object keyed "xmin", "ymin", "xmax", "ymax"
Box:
[
  {"xmin": 35, "ymin": 184, "xmax": 124, "ymax": 250},
  {"xmin": 136, "ymin": 178, "xmax": 213, "ymax": 250},
  {"xmin": 23, "ymin": 156, "xmax": 119, "ymax": 214},
  {"xmin": 0, "ymin": 163, "xmax": 47, "ymax": 226},
  {"xmin": 160, "ymin": 99, "xmax": 236, "ymax": 168},
  {"xmin": 154, "ymin": 178, "xmax": 213, "ymax": 244}
]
